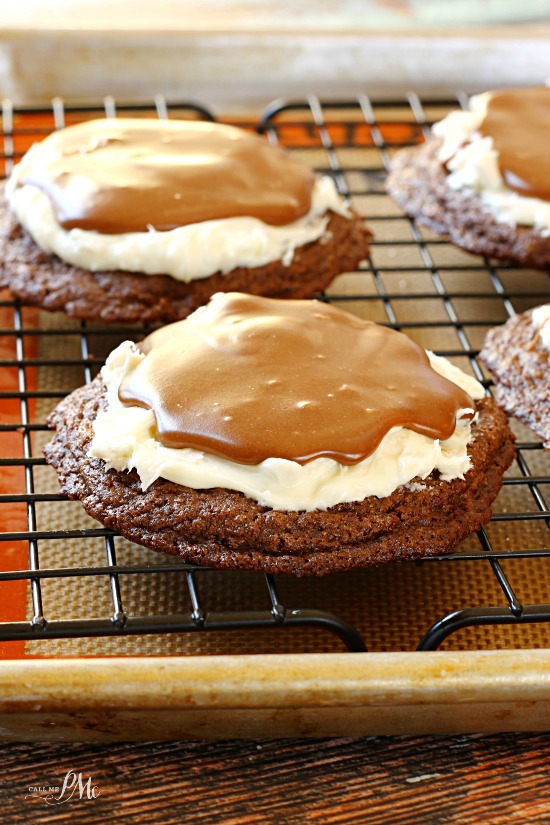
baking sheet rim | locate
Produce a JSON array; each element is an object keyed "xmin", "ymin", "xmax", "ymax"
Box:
[{"xmin": 1, "ymin": 649, "xmax": 549, "ymax": 739}]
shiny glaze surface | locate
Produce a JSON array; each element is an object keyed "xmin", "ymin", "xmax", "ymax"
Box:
[
  {"xmin": 119, "ymin": 293, "xmax": 474, "ymax": 465},
  {"xmin": 479, "ymin": 87, "xmax": 550, "ymax": 201},
  {"xmin": 19, "ymin": 118, "xmax": 315, "ymax": 233}
]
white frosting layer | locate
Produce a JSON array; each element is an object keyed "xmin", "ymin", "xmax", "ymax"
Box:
[
  {"xmin": 6, "ymin": 154, "xmax": 350, "ymax": 282},
  {"xmin": 432, "ymin": 94, "xmax": 550, "ymax": 236},
  {"xmin": 89, "ymin": 339, "xmax": 484, "ymax": 512},
  {"xmin": 532, "ymin": 304, "xmax": 550, "ymax": 351}
]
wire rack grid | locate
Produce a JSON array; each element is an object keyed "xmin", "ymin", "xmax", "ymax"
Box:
[{"xmin": 0, "ymin": 92, "xmax": 548, "ymax": 658}]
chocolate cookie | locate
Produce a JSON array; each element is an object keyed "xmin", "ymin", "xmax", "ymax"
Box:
[
  {"xmin": 0, "ymin": 183, "xmax": 370, "ymax": 325},
  {"xmin": 44, "ymin": 377, "xmax": 515, "ymax": 576},
  {"xmin": 3, "ymin": 117, "xmax": 371, "ymax": 323},
  {"xmin": 386, "ymin": 139, "xmax": 550, "ymax": 269},
  {"xmin": 480, "ymin": 308, "xmax": 550, "ymax": 447}
]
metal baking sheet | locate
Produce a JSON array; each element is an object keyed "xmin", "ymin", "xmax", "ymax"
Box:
[{"xmin": 0, "ymin": 93, "xmax": 548, "ymax": 739}]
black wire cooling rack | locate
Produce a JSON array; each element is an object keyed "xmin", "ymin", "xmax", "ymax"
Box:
[{"xmin": 0, "ymin": 93, "xmax": 548, "ymax": 655}]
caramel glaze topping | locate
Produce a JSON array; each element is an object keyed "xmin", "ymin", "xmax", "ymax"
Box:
[
  {"xmin": 19, "ymin": 118, "xmax": 315, "ymax": 233},
  {"xmin": 479, "ymin": 87, "xmax": 550, "ymax": 202},
  {"xmin": 118, "ymin": 294, "xmax": 475, "ymax": 466}
]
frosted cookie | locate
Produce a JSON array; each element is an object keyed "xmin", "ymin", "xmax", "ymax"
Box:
[
  {"xmin": 44, "ymin": 292, "xmax": 515, "ymax": 575},
  {"xmin": 480, "ymin": 305, "xmax": 550, "ymax": 447},
  {"xmin": 386, "ymin": 87, "xmax": 550, "ymax": 268},
  {"xmin": 1, "ymin": 119, "xmax": 370, "ymax": 323}
]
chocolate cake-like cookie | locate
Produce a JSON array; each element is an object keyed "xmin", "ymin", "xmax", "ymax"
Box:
[
  {"xmin": 0, "ymin": 184, "xmax": 369, "ymax": 325},
  {"xmin": 44, "ymin": 377, "xmax": 514, "ymax": 576},
  {"xmin": 480, "ymin": 308, "xmax": 549, "ymax": 447},
  {"xmin": 44, "ymin": 293, "xmax": 516, "ymax": 575},
  {"xmin": 2, "ymin": 118, "xmax": 371, "ymax": 324},
  {"xmin": 386, "ymin": 139, "xmax": 550, "ymax": 269}
]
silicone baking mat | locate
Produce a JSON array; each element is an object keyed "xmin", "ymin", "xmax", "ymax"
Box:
[{"xmin": 0, "ymin": 94, "xmax": 548, "ymax": 660}]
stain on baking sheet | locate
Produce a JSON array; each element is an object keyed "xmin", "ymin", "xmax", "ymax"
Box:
[{"xmin": 0, "ymin": 300, "xmax": 38, "ymax": 658}]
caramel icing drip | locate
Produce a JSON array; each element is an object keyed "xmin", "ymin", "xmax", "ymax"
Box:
[
  {"xmin": 118, "ymin": 294, "xmax": 475, "ymax": 466},
  {"xmin": 479, "ymin": 87, "xmax": 550, "ymax": 202},
  {"xmin": 18, "ymin": 119, "xmax": 315, "ymax": 233}
]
